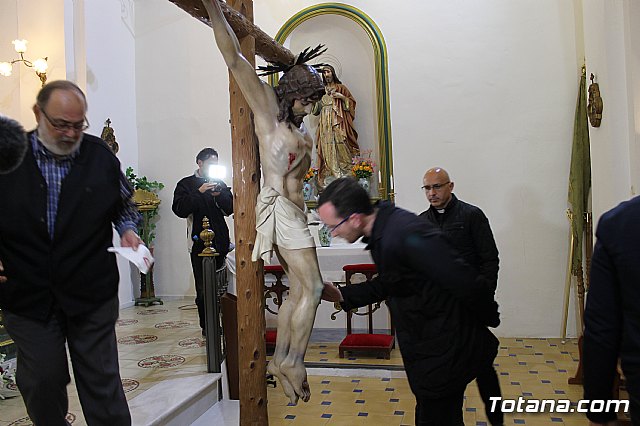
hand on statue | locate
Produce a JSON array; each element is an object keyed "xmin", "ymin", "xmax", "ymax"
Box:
[
  {"xmin": 321, "ymin": 282, "xmax": 344, "ymax": 303},
  {"xmin": 0, "ymin": 259, "xmax": 6, "ymax": 283}
]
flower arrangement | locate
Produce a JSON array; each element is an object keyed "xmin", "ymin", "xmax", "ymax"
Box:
[
  {"xmin": 351, "ymin": 152, "xmax": 376, "ymax": 179},
  {"xmin": 303, "ymin": 167, "xmax": 318, "ymax": 182}
]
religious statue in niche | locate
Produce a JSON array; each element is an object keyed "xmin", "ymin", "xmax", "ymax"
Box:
[
  {"xmin": 100, "ymin": 118, "xmax": 119, "ymax": 154},
  {"xmin": 587, "ymin": 73, "xmax": 603, "ymax": 128},
  {"xmin": 313, "ymin": 64, "xmax": 359, "ymax": 187}
]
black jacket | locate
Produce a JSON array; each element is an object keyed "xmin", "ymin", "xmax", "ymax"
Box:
[
  {"xmin": 584, "ymin": 196, "xmax": 640, "ymax": 423},
  {"xmin": 339, "ymin": 202, "xmax": 499, "ymax": 398},
  {"xmin": 0, "ymin": 133, "xmax": 125, "ymax": 320},
  {"xmin": 171, "ymin": 174, "xmax": 233, "ymax": 257},
  {"xmin": 419, "ymin": 194, "xmax": 499, "ymax": 290}
]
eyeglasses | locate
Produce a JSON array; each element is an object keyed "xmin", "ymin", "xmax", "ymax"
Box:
[
  {"xmin": 40, "ymin": 107, "xmax": 89, "ymax": 132},
  {"xmin": 329, "ymin": 214, "xmax": 352, "ymax": 232},
  {"xmin": 421, "ymin": 181, "xmax": 450, "ymax": 192}
]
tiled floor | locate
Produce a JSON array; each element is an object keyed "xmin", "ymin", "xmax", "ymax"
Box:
[{"xmin": 0, "ymin": 299, "xmax": 629, "ymax": 425}]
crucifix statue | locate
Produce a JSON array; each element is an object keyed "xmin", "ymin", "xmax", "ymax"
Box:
[
  {"xmin": 172, "ymin": 0, "xmax": 328, "ymax": 408},
  {"xmin": 202, "ymin": 0, "xmax": 326, "ymax": 405}
]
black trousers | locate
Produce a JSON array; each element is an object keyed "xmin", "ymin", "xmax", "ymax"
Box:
[
  {"xmin": 415, "ymin": 388, "xmax": 466, "ymax": 426},
  {"xmin": 190, "ymin": 251, "xmax": 225, "ymax": 331},
  {"xmin": 476, "ymin": 363, "xmax": 504, "ymax": 425},
  {"xmin": 3, "ymin": 298, "xmax": 130, "ymax": 426}
]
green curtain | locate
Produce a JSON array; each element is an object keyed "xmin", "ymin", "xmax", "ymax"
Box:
[{"xmin": 568, "ymin": 67, "xmax": 591, "ymax": 277}]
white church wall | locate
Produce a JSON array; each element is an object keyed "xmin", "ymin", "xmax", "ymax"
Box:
[
  {"xmin": 583, "ymin": 0, "xmax": 637, "ymax": 227},
  {"xmin": 0, "ymin": 0, "xmax": 65, "ymax": 125},
  {"xmin": 82, "ymin": 1, "xmax": 140, "ymax": 307},
  {"xmin": 2, "ymin": 0, "xmax": 637, "ymax": 337},
  {"xmin": 133, "ymin": 0, "xmax": 583, "ymax": 337},
  {"xmin": 134, "ymin": 0, "xmax": 234, "ymax": 305}
]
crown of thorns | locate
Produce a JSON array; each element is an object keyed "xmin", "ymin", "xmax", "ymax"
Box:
[{"xmin": 257, "ymin": 44, "xmax": 327, "ymax": 77}]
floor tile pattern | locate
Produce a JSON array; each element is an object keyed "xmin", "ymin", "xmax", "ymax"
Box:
[{"xmin": 0, "ymin": 299, "xmax": 628, "ymax": 425}]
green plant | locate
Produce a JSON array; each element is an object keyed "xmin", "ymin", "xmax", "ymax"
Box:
[
  {"xmin": 125, "ymin": 167, "xmax": 165, "ymax": 193},
  {"xmin": 125, "ymin": 167, "xmax": 164, "ymax": 246}
]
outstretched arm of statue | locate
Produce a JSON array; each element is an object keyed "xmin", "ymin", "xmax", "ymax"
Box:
[{"xmin": 201, "ymin": 0, "xmax": 276, "ymax": 125}]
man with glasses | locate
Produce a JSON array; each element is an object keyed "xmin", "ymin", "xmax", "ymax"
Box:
[
  {"xmin": 0, "ymin": 80, "xmax": 140, "ymax": 425},
  {"xmin": 420, "ymin": 166, "xmax": 503, "ymax": 426},
  {"xmin": 318, "ymin": 177, "xmax": 499, "ymax": 426}
]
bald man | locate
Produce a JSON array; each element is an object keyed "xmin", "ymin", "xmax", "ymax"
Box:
[{"xmin": 419, "ymin": 167, "xmax": 502, "ymax": 426}]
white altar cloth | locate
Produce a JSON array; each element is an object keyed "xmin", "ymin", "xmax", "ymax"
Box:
[{"xmin": 225, "ymin": 241, "xmax": 373, "ymax": 285}]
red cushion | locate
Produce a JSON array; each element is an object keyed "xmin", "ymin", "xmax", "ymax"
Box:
[
  {"xmin": 342, "ymin": 263, "xmax": 377, "ymax": 272},
  {"xmin": 264, "ymin": 265, "xmax": 285, "ymax": 273},
  {"xmin": 339, "ymin": 333, "xmax": 393, "ymax": 348},
  {"xmin": 265, "ymin": 329, "xmax": 277, "ymax": 343}
]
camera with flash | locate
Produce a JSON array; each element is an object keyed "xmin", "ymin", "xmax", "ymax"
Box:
[{"xmin": 206, "ymin": 164, "xmax": 227, "ymax": 190}]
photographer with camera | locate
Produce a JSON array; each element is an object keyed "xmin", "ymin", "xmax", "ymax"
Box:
[{"xmin": 172, "ymin": 148, "xmax": 233, "ymax": 336}]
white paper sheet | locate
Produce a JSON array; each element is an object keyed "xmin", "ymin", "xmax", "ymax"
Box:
[{"xmin": 108, "ymin": 244, "xmax": 154, "ymax": 274}]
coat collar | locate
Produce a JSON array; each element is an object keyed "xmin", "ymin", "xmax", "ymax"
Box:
[{"xmin": 364, "ymin": 200, "xmax": 394, "ymax": 250}]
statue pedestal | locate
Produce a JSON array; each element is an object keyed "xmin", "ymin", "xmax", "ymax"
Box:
[
  {"xmin": 133, "ymin": 190, "xmax": 163, "ymax": 307},
  {"xmin": 134, "ymin": 246, "xmax": 163, "ymax": 307}
]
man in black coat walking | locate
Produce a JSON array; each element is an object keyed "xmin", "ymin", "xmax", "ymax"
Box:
[
  {"xmin": 419, "ymin": 166, "xmax": 503, "ymax": 425},
  {"xmin": 318, "ymin": 177, "xmax": 499, "ymax": 425}
]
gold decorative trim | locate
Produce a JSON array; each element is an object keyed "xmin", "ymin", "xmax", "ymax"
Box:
[{"xmin": 133, "ymin": 189, "xmax": 161, "ymax": 211}]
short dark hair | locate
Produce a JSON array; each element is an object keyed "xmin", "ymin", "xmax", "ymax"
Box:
[
  {"xmin": 196, "ymin": 148, "xmax": 219, "ymax": 163},
  {"xmin": 36, "ymin": 80, "xmax": 87, "ymax": 110},
  {"xmin": 318, "ymin": 177, "xmax": 373, "ymax": 217}
]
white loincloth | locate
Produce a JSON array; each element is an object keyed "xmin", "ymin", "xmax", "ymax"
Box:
[{"xmin": 252, "ymin": 186, "xmax": 315, "ymax": 262}]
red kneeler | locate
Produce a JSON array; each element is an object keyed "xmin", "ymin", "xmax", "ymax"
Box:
[
  {"xmin": 263, "ymin": 264, "xmax": 288, "ymax": 353},
  {"xmin": 338, "ymin": 264, "xmax": 395, "ymax": 359}
]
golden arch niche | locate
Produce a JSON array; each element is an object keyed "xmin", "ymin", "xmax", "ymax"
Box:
[{"xmin": 270, "ymin": 3, "xmax": 394, "ymax": 199}]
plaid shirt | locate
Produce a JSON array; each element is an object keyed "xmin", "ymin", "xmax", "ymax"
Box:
[{"xmin": 31, "ymin": 132, "xmax": 140, "ymax": 238}]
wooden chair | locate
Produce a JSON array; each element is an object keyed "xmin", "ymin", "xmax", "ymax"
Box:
[
  {"xmin": 338, "ymin": 263, "xmax": 395, "ymax": 359},
  {"xmin": 263, "ymin": 265, "xmax": 288, "ymax": 353}
]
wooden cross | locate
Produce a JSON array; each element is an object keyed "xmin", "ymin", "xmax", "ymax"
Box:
[
  {"xmin": 169, "ymin": 0, "xmax": 295, "ymax": 64},
  {"xmin": 167, "ymin": 0, "xmax": 298, "ymax": 423}
]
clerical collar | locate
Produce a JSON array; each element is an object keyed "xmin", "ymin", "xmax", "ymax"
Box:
[{"xmin": 436, "ymin": 208, "xmax": 446, "ymax": 214}]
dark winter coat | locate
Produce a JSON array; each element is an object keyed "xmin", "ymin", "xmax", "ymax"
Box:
[
  {"xmin": 339, "ymin": 202, "xmax": 499, "ymax": 399},
  {"xmin": 419, "ymin": 194, "xmax": 499, "ymax": 290},
  {"xmin": 583, "ymin": 196, "xmax": 640, "ymax": 424},
  {"xmin": 0, "ymin": 133, "xmax": 125, "ymax": 320},
  {"xmin": 171, "ymin": 174, "xmax": 233, "ymax": 257}
]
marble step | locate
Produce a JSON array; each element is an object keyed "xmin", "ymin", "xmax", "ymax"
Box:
[{"xmin": 129, "ymin": 373, "xmax": 222, "ymax": 426}]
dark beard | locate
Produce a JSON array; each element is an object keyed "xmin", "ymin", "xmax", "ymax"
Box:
[{"xmin": 290, "ymin": 113, "xmax": 304, "ymax": 128}]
